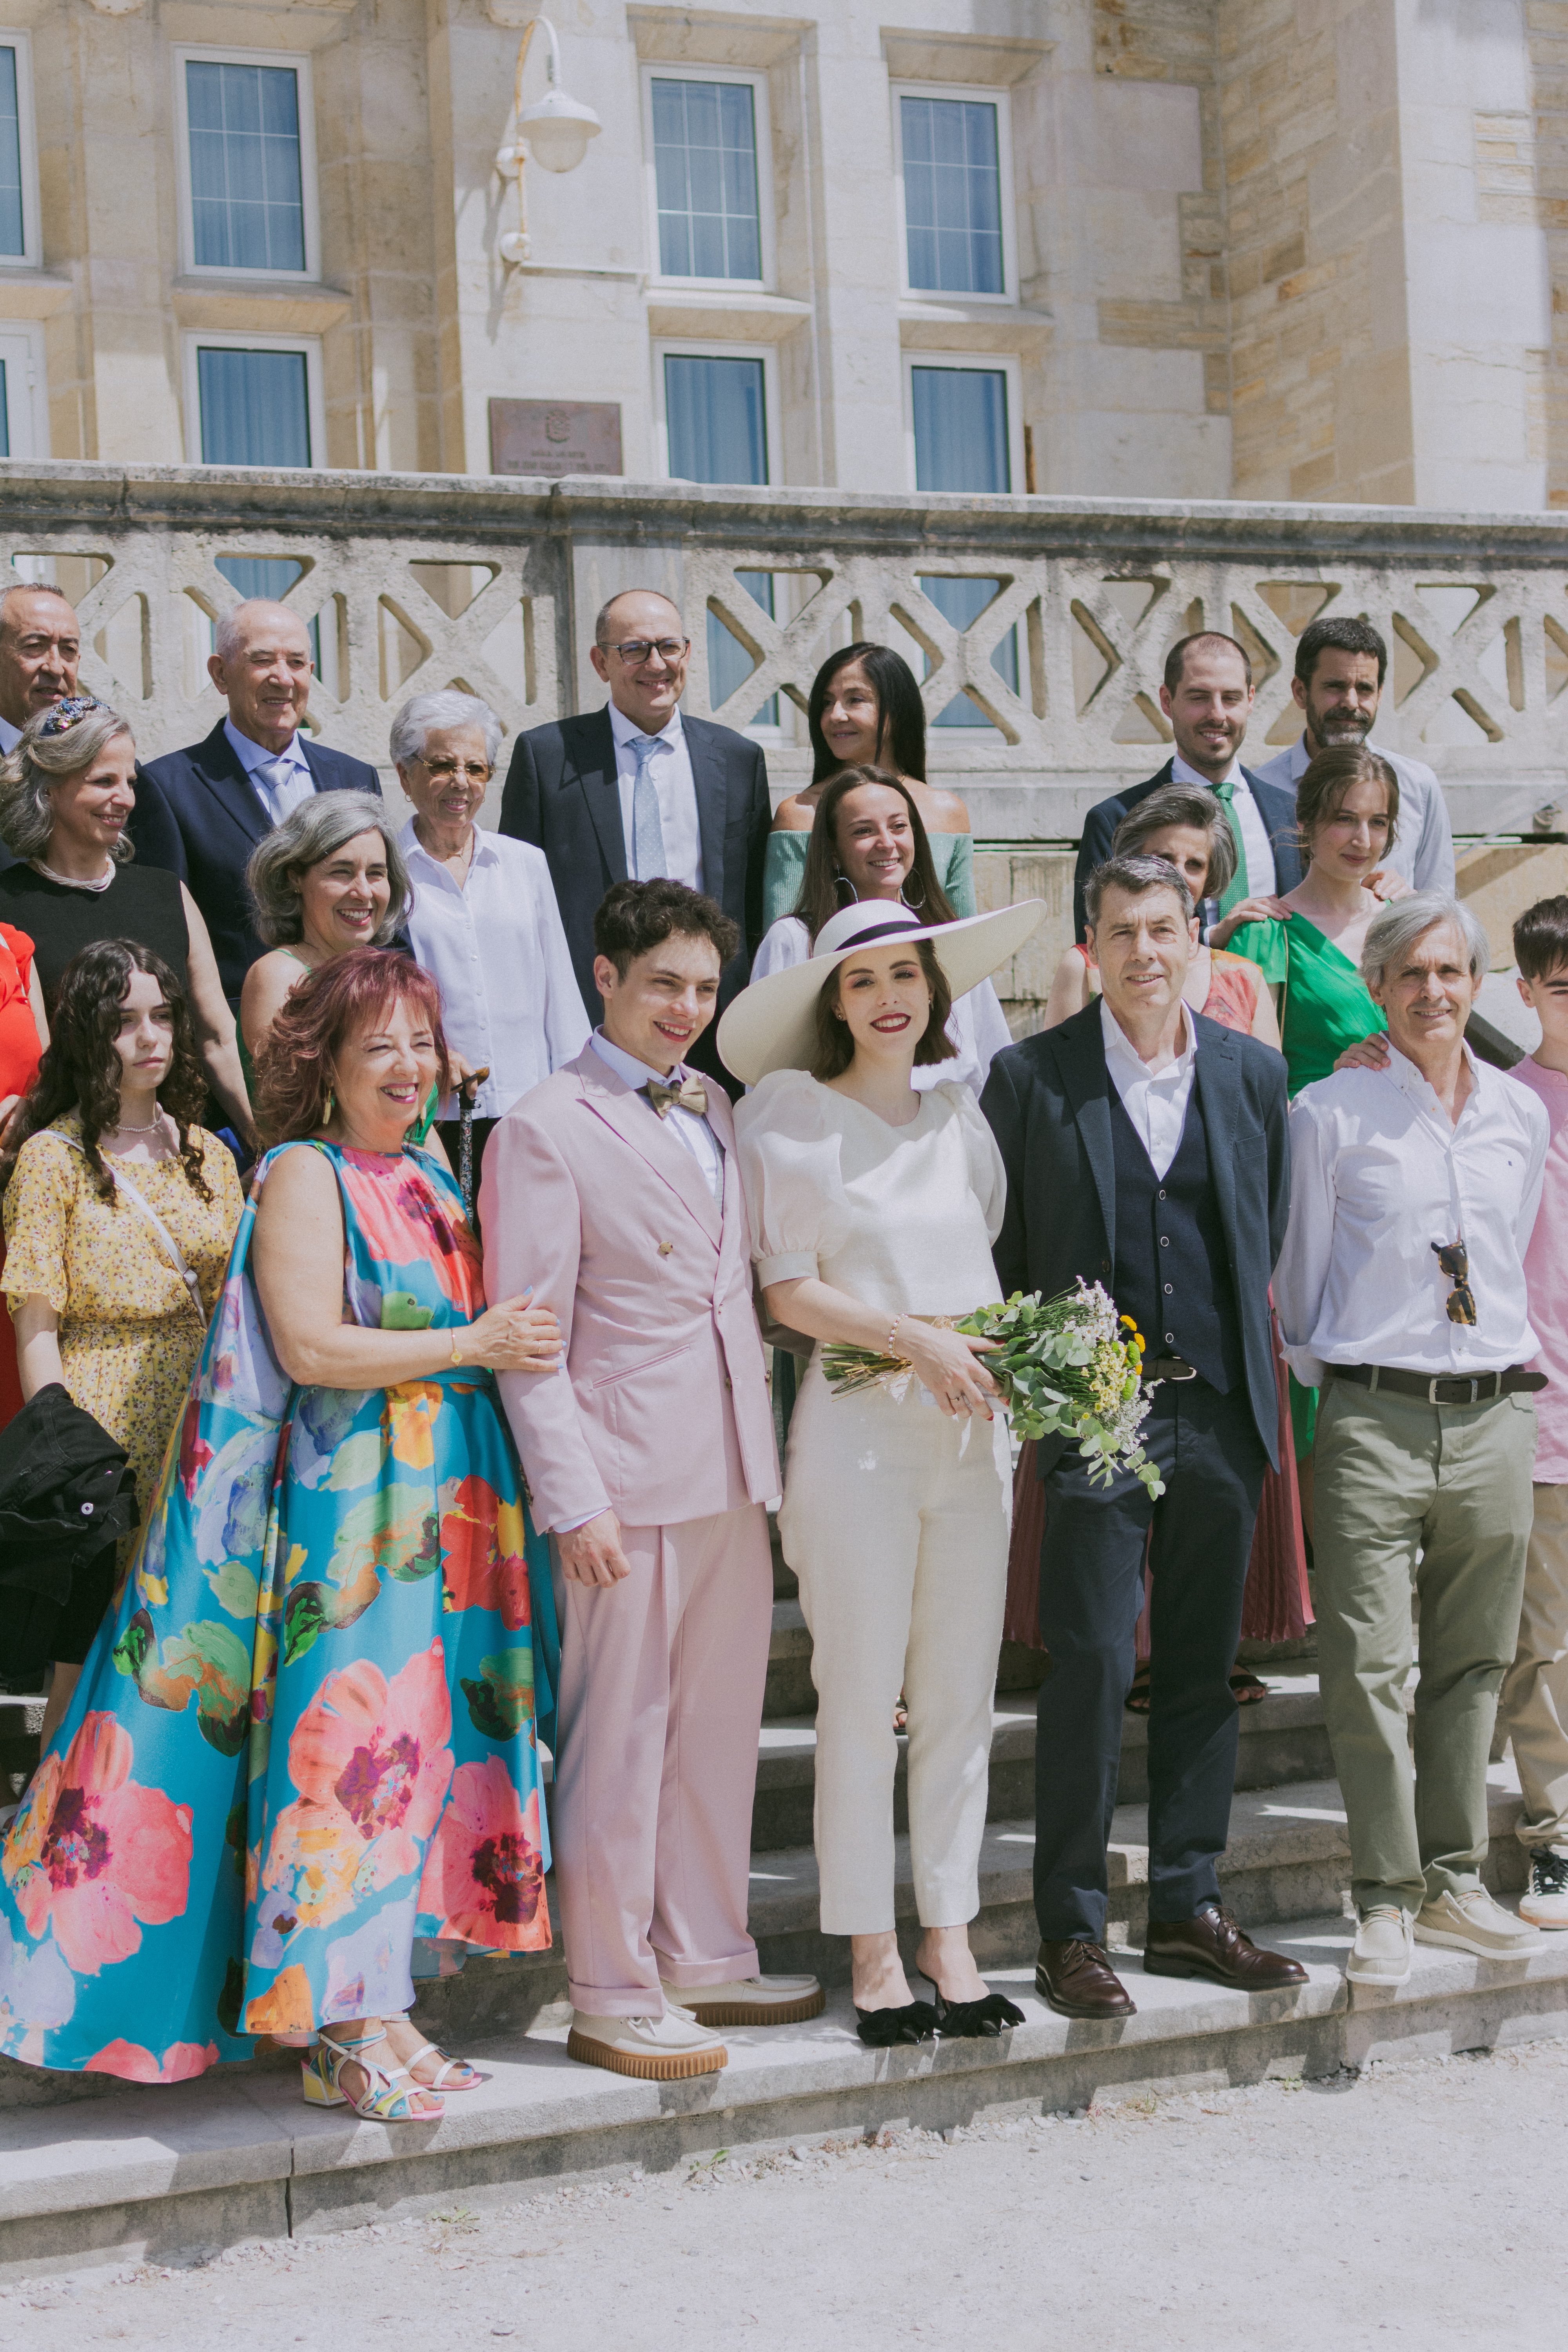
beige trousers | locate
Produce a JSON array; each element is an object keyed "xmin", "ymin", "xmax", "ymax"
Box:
[
  {"xmin": 1501, "ymin": 1481, "xmax": 1568, "ymax": 1852},
  {"xmin": 779, "ymin": 1369, "xmax": 1011, "ymax": 1936}
]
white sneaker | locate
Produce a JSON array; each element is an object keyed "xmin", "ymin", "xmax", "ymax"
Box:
[
  {"xmin": 566, "ymin": 2008, "xmax": 727, "ymax": 2081},
  {"xmin": 1412, "ymin": 1886, "xmax": 1546, "ymax": 1960},
  {"xmin": 1347, "ymin": 1906, "xmax": 1414, "ymax": 1987},
  {"xmin": 658, "ymin": 1973, "xmax": 824, "ymax": 2027},
  {"xmin": 1519, "ymin": 1847, "xmax": 1568, "ymax": 1931}
]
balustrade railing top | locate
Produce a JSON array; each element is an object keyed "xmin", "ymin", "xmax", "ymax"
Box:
[{"xmin": 3, "ymin": 460, "xmax": 1564, "ymax": 837}]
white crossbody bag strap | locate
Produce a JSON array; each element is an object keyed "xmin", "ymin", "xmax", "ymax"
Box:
[{"xmin": 60, "ymin": 1136, "xmax": 206, "ymax": 1318}]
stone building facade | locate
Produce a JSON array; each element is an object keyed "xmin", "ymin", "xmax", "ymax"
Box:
[{"xmin": 1, "ymin": 0, "xmax": 1562, "ymax": 514}]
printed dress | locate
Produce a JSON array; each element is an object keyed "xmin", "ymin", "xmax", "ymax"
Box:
[{"xmin": 0, "ymin": 1140, "xmax": 555, "ymax": 2083}]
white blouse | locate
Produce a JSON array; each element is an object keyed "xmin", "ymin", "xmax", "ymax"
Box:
[
  {"xmin": 733, "ymin": 1066, "xmax": 1007, "ymax": 1322},
  {"xmin": 749, "ymin": 915, "xmax": 1014, "ymax": 1098}
]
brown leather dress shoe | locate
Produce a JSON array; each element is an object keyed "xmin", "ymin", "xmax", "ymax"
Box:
[
  {"xmin": 1035, "ymin": 1939, "xmax": 1136, "ymax": 2019},
  {"xmin": 1143, "ymin": 1903, "xmax": 1308, "ymax": 1991}
]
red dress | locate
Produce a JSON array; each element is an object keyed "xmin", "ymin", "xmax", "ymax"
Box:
[
  {"xmin": 0, "ymin": 922, "xmax": 44, "ymax": 1428},
  {"xmin": 1003, "ymin": 950, "xmax": 1313, "ymax": 1653}
]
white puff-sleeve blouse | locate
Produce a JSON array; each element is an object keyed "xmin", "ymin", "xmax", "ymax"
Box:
[{"xmin": 732, "ymin": 1066, "xmax": 1007, "ymax": 1321}]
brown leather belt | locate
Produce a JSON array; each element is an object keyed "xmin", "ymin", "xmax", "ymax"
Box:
[{"xmin": 1328, "ymin": 1362, "xmax": 1547, "ymax": 1406}]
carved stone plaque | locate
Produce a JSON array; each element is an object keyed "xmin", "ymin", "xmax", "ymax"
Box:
[{"xmin": 489, "ymin": 399, "xmax": 623, "ymax": 479}]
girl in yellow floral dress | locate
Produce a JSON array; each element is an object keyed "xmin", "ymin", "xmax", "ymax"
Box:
[{"xmin": 3, "ymin": 939, "xmax": 241, "ymax": 1743}]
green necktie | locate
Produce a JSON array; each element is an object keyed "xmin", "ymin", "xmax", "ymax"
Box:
[{"xmin": 1210, "ymin": 776, "xmax": 1250, "ymax": 915}]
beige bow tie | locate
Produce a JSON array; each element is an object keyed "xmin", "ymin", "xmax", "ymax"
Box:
[
  {"xmin": 643, "ymin": 1072, "xmax": 708, "ymax": 1120},
  {"xmin": 639, "ymin": 1077, "xmax": 710, "ymax": 1124}
]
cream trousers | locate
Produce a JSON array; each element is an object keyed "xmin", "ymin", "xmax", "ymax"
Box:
[{"xmin": 779, "ymin": 1367, "xmax": 1012, "ymax": 1936}]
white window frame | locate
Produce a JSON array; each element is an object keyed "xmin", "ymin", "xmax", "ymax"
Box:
[
  {"xmin": 0, "ymin": 30, "xmax": 42, "ymax": 270},
  {"xmin": 652, "ymin": 338, "xmax": 782, "ymax": 486},
  {"xmin": 642, "ymin": 64, "xmax": 775, "ymax": 293},
  {"xmin": 182, "ymin": 330, "xmax": 326, "ymax": 469},
  {"xmin": 173, "ymin": 45, "xmax": 321, "ymax": 282},
  {"xmin": 902, "ymin": 352, "xmax": 1025, "ymax": 496},
  {"xmin": 891, "ymin": 80, "xmax": 1018, "ymax": 307},
  {"xmin": 0, "ymin": 319, "xmax": 47, "ymax": 455}
]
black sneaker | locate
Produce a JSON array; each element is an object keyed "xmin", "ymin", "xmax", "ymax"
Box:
[{"xmin": 1519, "ymin": 1847, "xmax": 1568, "ymax": 1932}]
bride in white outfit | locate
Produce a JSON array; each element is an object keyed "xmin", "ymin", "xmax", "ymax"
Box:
[{"xmin": 724, "ymin": 893, "xmax": 1043, "ymax": 2045}]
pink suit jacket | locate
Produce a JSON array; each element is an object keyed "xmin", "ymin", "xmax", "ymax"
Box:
[{"xmin": 479, "ymin": 1044, "xmax": 780, "ymax": 1533}]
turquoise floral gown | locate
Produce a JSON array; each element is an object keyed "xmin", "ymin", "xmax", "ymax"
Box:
[{"xmin": 0, "ymin": 1140, "xmax": 557, "ymax": 2083}]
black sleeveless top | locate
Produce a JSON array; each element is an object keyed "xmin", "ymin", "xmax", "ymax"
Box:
[{"xmin": 0, "ymin": 862, "xmax": 190, "ymax": 1014}]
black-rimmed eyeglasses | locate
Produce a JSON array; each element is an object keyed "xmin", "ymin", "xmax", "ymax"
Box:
[{"xmin": 603, "ymin": 637, "xmax": 690, "ymax": 665}]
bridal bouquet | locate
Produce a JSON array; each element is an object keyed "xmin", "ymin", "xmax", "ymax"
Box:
[{"xmin": 820, "ymin": 1280, "xmax": 1165, "ymax": 1497}]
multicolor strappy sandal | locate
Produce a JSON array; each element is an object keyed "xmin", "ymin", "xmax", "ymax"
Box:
[{"xmin": 300, "ymin": 2028, "xmax": 444, "ymax": 2121}]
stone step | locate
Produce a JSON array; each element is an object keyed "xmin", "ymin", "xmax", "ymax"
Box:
[
  {"xmin": 4, "ymin": 1908, "xmax": 1565, "ymax": 2282},
  {"xmin": 751, "ymin": 1673, "xmax": 1339, "ymax": 1852},
  {"xmin": 746, "ymin": 1769, "xmax": 1531, "ymax": 1988}
]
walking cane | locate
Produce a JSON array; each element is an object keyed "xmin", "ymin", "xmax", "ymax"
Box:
[{"xmin": 456, "ymin": 1066, "xmax": 490, "ymax": 1220}]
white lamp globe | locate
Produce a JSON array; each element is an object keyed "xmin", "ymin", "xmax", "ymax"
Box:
[{"xmin": 519, "ymin": 88, "xmax": 602, "ymax": 174}]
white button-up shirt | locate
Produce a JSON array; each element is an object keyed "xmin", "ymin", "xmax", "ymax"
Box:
[
  {"xmin": 1171, "ymin": 749, "xmax": 1276, "ymax": 898},
  {"xmin": 589, "ymin": 1027, "xmax": 724, "ymax": 1203},
  {"xmin": 1101, "ymin": 997, "xmax": 1198, "ymax": 1180},
  {"xmin": 607, "ymin": 699, "xmax": 703, "ymax": 891},
  {"xmin": 223, "ymin": 717, "xmax": 316, "ymax": 823},
  {"xmin": 0, "ymin": 713, "xmax": 20, "ymax": 755},
  {"xmin": 1252, "ymin": 735, "xmax": 1456, "ymax": 896},
  {"xmin": 401, "ymin": 820, "xmax": 590, "ymax": 1120},
  {"xmin": 1275, "ymin": 1041, "xmax": 1549, "ymax": 1386}
]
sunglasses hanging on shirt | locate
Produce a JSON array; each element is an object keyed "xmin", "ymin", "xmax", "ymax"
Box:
[{"xmin": 1431, "ymin": 1238, "xmax": 1477, "ymax": 1327}]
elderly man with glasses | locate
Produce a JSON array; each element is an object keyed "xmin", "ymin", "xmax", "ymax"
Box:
[
  {"xmin": 499, "ymin": 589, "xmax": 771, "ymax": 1095},
  {"xmin": 1276, "ymin": 892, "xmax": 1550, "ymax": 1988}
]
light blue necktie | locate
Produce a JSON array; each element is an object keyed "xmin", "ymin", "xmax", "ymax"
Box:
[
  {"xmin": 254, "ymin": 755, "xmax": 309, "ymax": 826},
  {"xmin": 630, "ymin": 735, "xmax": 668, "ymax": 881}
]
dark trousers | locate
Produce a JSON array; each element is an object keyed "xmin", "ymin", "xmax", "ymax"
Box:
[
  {"xmin": 1033, "ymin": 1379, "xmax": 1268, "ymax": 1944},
  {"xmin": 434, "ymin": 1117, "xmax": 498, "ymax": 1234}
]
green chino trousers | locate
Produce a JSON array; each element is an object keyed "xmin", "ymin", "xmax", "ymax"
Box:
[{"xmin": 1312, "ymin": 1377, "xmax": 1536, "ymax": 1918}]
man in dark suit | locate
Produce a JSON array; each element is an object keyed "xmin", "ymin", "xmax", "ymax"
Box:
[
  {"xmin": 130, "ymin": 599, "xmax": 382, "ymax": 1005},
  {"xmin": 499, "ymin": 588, "xmax": 770, "ymax": 1094},
  {"xmin": 982, "ymin": 852, "xmax": 1308, "ymax": 2020},
  {"xmin": 1071, "ymin": 631, "xmax": 1304, "ymax": 944}
]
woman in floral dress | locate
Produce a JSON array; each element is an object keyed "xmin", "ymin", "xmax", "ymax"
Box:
[{"xmin": 0, "ymin": 949, "xmax": 562, "ymax": 2120}]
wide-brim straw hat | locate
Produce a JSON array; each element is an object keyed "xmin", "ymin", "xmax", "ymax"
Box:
[{"xmin": 717, "ymin": 896, "xmax": 1046, "ymax": 1086}]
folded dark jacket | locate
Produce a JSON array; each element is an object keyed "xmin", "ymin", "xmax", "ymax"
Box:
[{"xmin": 0, "ymin": 1381, "xmax": 141, "ymax": 1604}]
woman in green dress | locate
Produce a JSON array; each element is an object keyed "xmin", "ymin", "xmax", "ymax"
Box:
[
  {"xmin": 1216, "ymin": 745, "xmax": 1399, "ymax": 1518},
  {"xmin": 763, "ymin": 644, "xmax": 976, "ymax": 927}
]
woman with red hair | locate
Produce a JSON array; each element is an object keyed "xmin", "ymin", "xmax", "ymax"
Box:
[{"xmin": 0, "ymin": 949, "xmax": 564, "ymax": 2121}]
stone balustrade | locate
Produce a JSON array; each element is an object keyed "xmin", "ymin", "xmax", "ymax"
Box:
[{"xmin": 4, "ymin": 459, "xmax": 1566, "ymax": 996}]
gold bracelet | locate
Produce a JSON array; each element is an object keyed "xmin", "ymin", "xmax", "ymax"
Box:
[{"xmin": 449, "ymin": 1328, "xmax": 464, "ymax": 1368}]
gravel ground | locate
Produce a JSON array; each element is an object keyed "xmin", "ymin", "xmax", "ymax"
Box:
[{"xmin": 4, "ymin": 2039, "xmax": 1564, "ymax": 2352}]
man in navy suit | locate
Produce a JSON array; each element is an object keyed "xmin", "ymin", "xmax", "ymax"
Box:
[
  {"xmin": 130, "ymin": 599, "xmax": 383, "ymax": 1005},
  {"xmin": 1071, "ymin": 632, "xmax": 1304, "ymax": 945},
  {"xmin": 499, "ymin": 588, "xmax": 770, "ymax": 1094}
]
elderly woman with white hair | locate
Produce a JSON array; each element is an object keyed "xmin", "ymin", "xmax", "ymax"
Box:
[
  {"xmin": 393, "ymin": 690, "xmax": 587, "ymax": 1201},
  {"xmin": 239, "ymin": 791, "xmax": 415, "ymax": 1122}
]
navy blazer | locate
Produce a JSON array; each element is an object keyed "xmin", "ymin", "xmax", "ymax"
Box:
[
  {"xmin": 498, "ymin": 705, "xmax": 771, "ymax": 1088},
  {"xmin": 1072, "ymin": 758, "xmax": 1306, "ymax": 946},
  {"xmin": 980, "ymin": 1000, "xmax": 1291, "ymax": 1471},
  {"xmin": 131, "ymin": 720, "xmax": 382, "ymax": 1003}
]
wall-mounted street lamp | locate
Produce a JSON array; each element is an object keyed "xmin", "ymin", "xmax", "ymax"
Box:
[{"xmin": 495, "ymin": 15, "xmax": 602, "ymax": 265}]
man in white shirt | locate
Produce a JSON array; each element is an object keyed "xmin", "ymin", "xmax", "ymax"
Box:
[
  {"xmin": 499, "ymin": 588, "xmax": 772, "ymax": 1094},
  {"xmin": 1276, "ymin": 892, "xmax": 1549, "ymax": 1986},
  {"xmin": 1252, "ymin": 616, "xmax": 1455, "ymax": 895},
  {"xmin": 1072, "ymin": 633, "xmax": 1305, "ymax": 943},
  {"xmin": 984, "ymin": 853, "xmax": 1303, "ymax": 2019}
]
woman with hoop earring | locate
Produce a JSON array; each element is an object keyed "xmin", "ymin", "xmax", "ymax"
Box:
[{"xmin": 751, "ymin": 765, "xmax": 1012, "ymax": 1099}]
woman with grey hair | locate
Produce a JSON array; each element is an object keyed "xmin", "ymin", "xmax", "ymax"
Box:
[
  {"xmin": 0, "ymin": 697, "xmax": 253, "ymax": 1143},
  {"xmin": 238, "ymin": 791, "xmax": 413, "ymax": 1118},
  {"xmin": 394, "ymin": 690, "xmax": 587, "ymax": 1205}
]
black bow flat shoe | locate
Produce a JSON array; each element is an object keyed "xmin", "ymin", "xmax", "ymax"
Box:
[
  {"xmin": 930, "ymin": 1988, "xmax": 1025, "ymax": 2038},
  {"xmin": 854, "ymin": 2000, "xmax": 940, "ymax": 2047}
]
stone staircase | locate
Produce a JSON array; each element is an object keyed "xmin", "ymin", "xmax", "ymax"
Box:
[{"xmin": 2, "ymin": 1527, "xmax": 1565, "ymax": 2281}]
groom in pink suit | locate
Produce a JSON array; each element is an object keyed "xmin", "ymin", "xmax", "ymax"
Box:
[{"xmin": 481, "ymin": 878, "xmax": 822, "ymax": 2079}]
